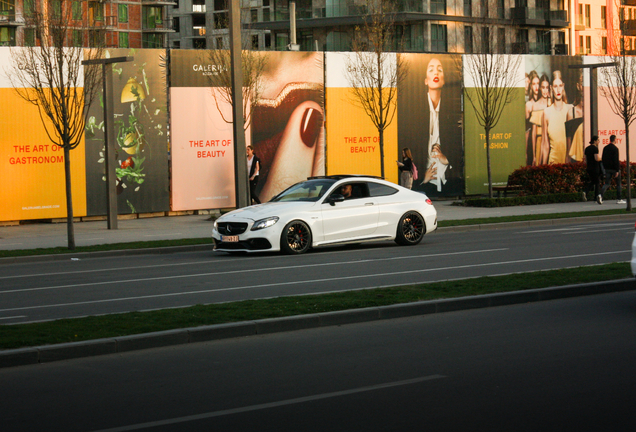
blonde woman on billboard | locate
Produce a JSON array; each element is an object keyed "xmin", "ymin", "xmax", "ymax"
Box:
[
  {"xmin": 542, "ymin": 70, "xmax": 573, "ymax": 165},
  {"xmin": 528, "ymin": 74, "xmax": 551, "ymax": 165},
  {"xmin": 525, "ymin": 70, "xmax": 539, "ymax": 165}
]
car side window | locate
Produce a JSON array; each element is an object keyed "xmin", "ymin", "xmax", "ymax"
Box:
[
  {"xmin": 368, "ymin": 182, "xmax": 398, "ymax": 197},
  {"xmin": 328, "ymin": 183, "xmax": 369, "ymax": 201}
]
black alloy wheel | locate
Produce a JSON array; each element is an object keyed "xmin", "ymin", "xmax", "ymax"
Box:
[
  {"xmin": 280, "ymin": 220, "xmax": 312, "ymax": 254},
  {"xmin": 395, "ymin": 211, "xmax": 425, "ymax": 246}
]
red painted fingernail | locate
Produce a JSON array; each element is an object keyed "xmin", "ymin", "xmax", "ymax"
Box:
[{"xmin": 300, "ymin": 108, "xmax": 322, "ymax": 147}]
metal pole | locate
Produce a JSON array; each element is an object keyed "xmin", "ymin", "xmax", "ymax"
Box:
[
  {"xmin": 103, "ymin": 63, "xmax": 118, "ymax": 229},
  {"xmin": 229, "ymin": 0, "xmax": 249, "ymax": 208},
  {"xmin": 590, "ymin": 68, "xmax": 598, "ymax": 138},
  {"xmin": 82, "ymin": 56, "xmax": 134, "ymax": 229}
]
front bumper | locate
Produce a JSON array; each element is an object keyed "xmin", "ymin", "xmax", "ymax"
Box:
[{"xmin": 213, "ymin": 237, "xmax": 273, "ymax": 251}]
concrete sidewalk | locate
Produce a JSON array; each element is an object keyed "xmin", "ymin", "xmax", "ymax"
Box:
[{"xmin": 0, "ymin": 200, "xmax": 634, "ymax": 252}]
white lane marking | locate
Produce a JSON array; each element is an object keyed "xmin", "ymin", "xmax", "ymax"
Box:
[
  {"xmin": 144, "ymin": 233, "xmax": 183, "ymax": 237},
  {"xmin": 1, "ymin": 243, "xmax": 24, "ymax": 246},
  {"xmin": 0, "ymin": 248, "xmax": 508, "ymax": 281},
  {"xmin": 523, "ymin": 222, "xmax": 633, "ymax": 234},
  {"xmin": 91, "ymin": 375, "xmax": 446, "ymax": 432},
  {"xmin": 0, "ymin": 315, "xmax": 26, "ymax": 320},
  {"xmin": 0, "ymin": 250, "xmax": 628, "ymax": 313}
]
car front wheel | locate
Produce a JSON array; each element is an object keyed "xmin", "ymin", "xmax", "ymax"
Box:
[
  {"xmin": 395, "ymin": 211, "xmax": 425, "ymax": 246},
  {"xmin": 280, "ymin": 220, "xmax": 312, "ymax": 254}
]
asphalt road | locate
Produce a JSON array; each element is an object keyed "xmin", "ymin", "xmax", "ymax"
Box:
[
  {"xmin": 2, "ymin": 290, "xmax": 635, "ymax": 432},
  {"xmin": 0, "ymin": 220, "xmax": 632, "ymax": 324}
]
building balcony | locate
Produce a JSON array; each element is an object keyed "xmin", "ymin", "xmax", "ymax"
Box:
[
  {"xmin": 622, "ymin": 0, "xmax": 636, "ymax": 6},
  {"xmin": 91, "ymin": 15, "xmax": 117, "ymax": 29},
  {"xmin": 142, "ymin": 0, "xmax": 178, "ymax": 5},
  {"xmin": 142, "ymin": 17, "xmax": 174, "ymax": 32},
  {"xmin": 511, "ymin": 7, "xmax": 548, "ymax": 25},
  {"xmin": 622, "ymin": 19, "xmax": 636, "ymax": 36},
  {"xmin": 0, "ymin": 11, "xmax": 22, "ymax": 26},
  {"xmin": 548, "ymin": 9, "xmax": 569, "ymax": 27},
  {"xmin": 511, "ymin": 42, "xmax": 553, "ymax": 54}
]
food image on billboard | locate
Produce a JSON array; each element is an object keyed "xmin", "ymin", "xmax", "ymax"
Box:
[{"xmin": 84, "ymin": 48, "xmax": 170, "ymax": 216}]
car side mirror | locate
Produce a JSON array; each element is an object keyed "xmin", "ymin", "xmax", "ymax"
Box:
[{"xmin": 327, "ymin": 194, "xmax": 345, "ymax": 206}]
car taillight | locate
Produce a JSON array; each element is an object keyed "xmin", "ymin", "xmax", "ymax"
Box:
[{"xmin": 426, "ymin": 198, "xmax": 433, "ymax": 205}]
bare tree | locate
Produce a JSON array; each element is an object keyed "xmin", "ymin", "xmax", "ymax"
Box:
[
  {"xmin": 462, "ymin": 25, "xmax": 522, "ymax": 198},
  {"xmin": 344, "ymin": 0, "xmax": 407, "ymax": 179},
  {"xmin": 599, "ymin": 1, "xmax": 636, "ymax": 211},
  {"xmin": 205, "ymin": 4, "xmax": 265, "ymax": 132},
  {"xmin": 7, "ymin": 0, "xmax": 103, "ymax": 249}
]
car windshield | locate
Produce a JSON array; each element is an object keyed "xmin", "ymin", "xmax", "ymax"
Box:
[{"xmin": 270, "ymin": 179, "xmax": 337, "ymax": 202}]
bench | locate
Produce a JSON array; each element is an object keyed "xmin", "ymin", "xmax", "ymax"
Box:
[{"xmin": 492, "ymin": 176, "xmax": 523, "ymax": 198}]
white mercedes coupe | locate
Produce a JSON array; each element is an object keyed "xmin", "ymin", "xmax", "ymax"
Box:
[{"xmin": 212, "ymin": 175, "xmax": 437, "ymax": 254}]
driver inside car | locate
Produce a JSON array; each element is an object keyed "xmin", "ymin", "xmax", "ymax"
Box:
[{"xmin": 340, "ymin": 184, "xmax": 353, "ymax": 199}]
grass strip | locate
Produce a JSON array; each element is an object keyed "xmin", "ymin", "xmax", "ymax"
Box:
[
  {"xmin": 0, "ymin": 262, "xmax": 630, "ymax": 351},
  {"xmin": 0, "ymin": 209, "xmax": 631, "ymax": 259}
]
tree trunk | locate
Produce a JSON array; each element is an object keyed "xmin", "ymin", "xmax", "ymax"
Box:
[
  {"xmin": 379, "ymin": 129, "xmax": 385, "ymax": 179},
  {"xmin": 485, "ymin": 127, "xmax": 493, "ymax": 198},
  {"xmin": 626, "ymin": 119, "xmax": 632, "ymax": 211},
  {"xmin": 64, "ymin": 146, "xmax": 76, "ymax": 250}
]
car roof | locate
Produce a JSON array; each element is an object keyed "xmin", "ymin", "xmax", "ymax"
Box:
[{"xmin": 307, "ymin": 175, "xmax": 384, "ymax": 181}]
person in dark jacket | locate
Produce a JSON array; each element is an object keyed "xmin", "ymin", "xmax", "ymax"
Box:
[
  {"xmin": 246, "ymin": 145, "xmax": 261, "ymax": 204},
  {"xmin": 583, "ymin": 136, "xmax": 602, "ymax": 204},
  {"xmin": 600, "ymin": 134, "xmax": 624, "ymax": 204}
]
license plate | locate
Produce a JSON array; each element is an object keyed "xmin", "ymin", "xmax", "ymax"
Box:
[{"xmin": 221, "ymin": 235, "xmax": 239, "ymax": 242}]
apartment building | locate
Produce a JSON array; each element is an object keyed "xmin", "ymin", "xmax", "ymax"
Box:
[
  {"xmin": 573, "ymin": 0, "xmax": 636, "ymax": 55},
  {"xmin": 168, "ymin": 0, "xmax": 271, "ymax": 49},
  {"xmin": 0, "ymin": 0, "xmax": 175, "ymax": 48}
]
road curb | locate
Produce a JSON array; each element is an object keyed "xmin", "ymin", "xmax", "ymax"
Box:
[{"xmin": 1, "ymin": 278, "xmax": 633, "ymax": 369}]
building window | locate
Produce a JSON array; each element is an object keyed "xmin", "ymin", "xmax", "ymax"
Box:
[
  {"xmin": 586, "ymin": 35, "xmax": 591, "ymax": 54},
  {"xmin": 585, "ymin": 4, "xmax": 591, "ymax": 27},
  {"xmin": 143, "ymin": 6, "xmax": 163, "ymax": 29},
  {"xmin": 251, "ymin": 8, "xmax": 258, "ymax": 22},
  {"xmin": 601, "ymin": 6, "xmax": 606, "ymax": 29},
  {"xmin": 498, "ymin": 28, "xmax": 505, "ymax": 53},
  {"xmin": 173, "ymin": 17, "xmax": 179, "ymax": 32},
  {"xmin": 23, "ymin": 28, "xmax": 35, "ymax": 46},
  {"xmin": 464, "ymin": 26, "xmax": 473, "ymax": 53},
  {"xmin": 578, "ymin": 4, "xmax": 583, "ymax": 26},
  {"xmin": 215, "ymin": 36, "xmax": 224, "ymax": 48},
  {"xmin": 326, "ymin": 30, "xmax": 350, "ymax": 51},
  {"xmin": 482, "ymin": 27, "xmax": 490, "ymax": 53},
  {"xmin": 89, "ymin": 2, "xmax": 103, "ymax": 21},
  {"xmin": 72, "ymin": 1, "xmax": 82, "ymax": 20},
  {"xmin": 498, "ymin": 0, "xmax": 504, "ymax": 19},
  {"xmin": 579, "ymin": 35, "xmax": 583, "ymax": 54},
  {"xmin": 431, "ymin": 24, "xmax": 447, "ymax": 52},
  {"xmin": 119, "ymin": 32, "xmax": 129, "ymax": 48},
  {"xmin": 142, "ymin": 33, "xmax": 163, "ymax": 48},
  {"xmin": 263, "ymin": 7, "xmax": 270, "ymax": 21},
  {"xmin": 89, "ymin": 30, "xmax": 103, "ymax": 46},
  {"xmin": 0, "ymin": 27, "xmax": 15, "ymax": 47},
  {"xmin": 72, "ymin": 29, "xmax": 82, "ymax": 46},
  {"xmin": 119, "ymin": 4, "xmax": 128, "ymax": 23},
  {"xmin": 464, "ymin": 0, "xmax": 471, "ymax": 16},
  {"xmin": 431, "ymin": 0, "xmax": 446, "ymax": 15},
  {"xmin": 214, "ymin": 12, "xmax": 228, "ymax": 28},
  {"xmin": 602, "ymin": 36, "xmax": 607, "ymax": 54}
]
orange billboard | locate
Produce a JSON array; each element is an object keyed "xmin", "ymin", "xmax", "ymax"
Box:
[
  {"xmin": 0, "ymin": 85, "xmax": 87, "ymax": 222},
  {"xmin": 325, "ymin": 52, "xmax": 398, "ymax": 183}
]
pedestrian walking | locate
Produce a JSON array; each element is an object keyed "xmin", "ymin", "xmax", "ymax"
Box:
[
  {"xmin": 397, "ymin": 147, "xmax": 414, "ymax": 189},
  {"xmin": 246, "ymin": 145, "xmax": 261, "ymax": 205},
  {"xmin": 583, "ymin": 136, "xmax": 602, "ymax": 204},
  {"xmin": 601, "ymin": 134, "xmax": 625, "ymax": 204}
]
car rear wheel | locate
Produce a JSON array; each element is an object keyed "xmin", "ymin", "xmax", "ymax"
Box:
[
  {"xmin": 395, "ymin": 211, "xmax": 425, "ymax": 246},
  {"xmin": 280, "ymin": 220, "xmax": 312, "ymax": 254}
]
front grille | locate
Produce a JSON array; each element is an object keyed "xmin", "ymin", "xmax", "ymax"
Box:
[
  {"xmin": 214, "ymin": 238, "xmax": 272, "ymax": 251},
  {"xmin": 217, "ymin": 222, "xmax": 248, "ymax": 235}
]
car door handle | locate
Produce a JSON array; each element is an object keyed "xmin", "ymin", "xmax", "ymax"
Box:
[{"xmin": 365, "ymin": 202, "xmax": 374, "ymax": 206}]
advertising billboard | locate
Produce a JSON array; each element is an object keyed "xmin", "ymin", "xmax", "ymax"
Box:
[
  {"xmin": 0, "ymin": 47, "xmax": 87, "ymax": 222},
  {"xmin": 398, "ymin": 53, "xmax": 463, "ymax": 197},
  {"xmin": 84, "ymin": 48, "xmax": 170, "ymax": 215}
]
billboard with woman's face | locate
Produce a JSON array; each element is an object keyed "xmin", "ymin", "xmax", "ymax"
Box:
[{"xmin": 398, "ymin": 54, "xmax": 464, "ymax": 197}]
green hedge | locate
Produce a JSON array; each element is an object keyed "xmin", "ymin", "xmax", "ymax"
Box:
[{"xmin": 459, "ymin": 161, "xmax": 636, "ymax": 207}]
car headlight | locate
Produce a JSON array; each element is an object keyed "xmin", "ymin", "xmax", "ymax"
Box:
[{"xmin": 251, "ymin": 216, "xmax": 279, "ymax": 231}]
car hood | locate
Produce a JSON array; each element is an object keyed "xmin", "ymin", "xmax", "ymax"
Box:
[{"xmin": 218, "ymin": 201, "xmax": 316, "ymax": 222}]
